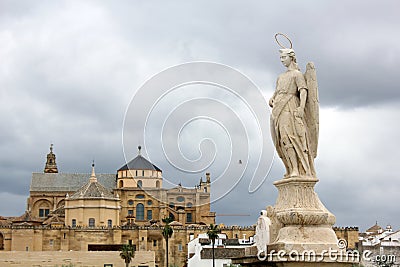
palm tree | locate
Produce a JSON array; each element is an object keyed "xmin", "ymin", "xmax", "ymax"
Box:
[
  {"xmin": 207, "ymin": 224, "xmax": 221, "ymax": 267},
  {"xmin": 162, "ymin": 217, "xmax": 174, "ymax": 267},
  {"xmin": 119, "ymin": 244, "xmax": 135, "ymax": 267}
]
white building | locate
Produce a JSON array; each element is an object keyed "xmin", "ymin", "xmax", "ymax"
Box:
[
  {"xmin": 361, "ymin": 223, "xmax": 396, "ymax": 247},
  {"xmin": 360, "ymin": 223, "xmax": 399, "ymax": 267},
  {"xmin": 188, "ymin": 233, "xmax": 254, "ymax": 267}
]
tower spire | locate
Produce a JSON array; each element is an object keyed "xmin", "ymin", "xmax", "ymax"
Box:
[
  {"xmin": 90, "ymin": 161, "xmax": 97, "ymax": 183},
  {"xmin": 44, "ymin": 144, "xmax": 58, "ymax": 173}
]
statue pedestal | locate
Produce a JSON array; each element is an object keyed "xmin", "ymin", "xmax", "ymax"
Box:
[
  {"xmin": 232, "ymin": 176, "xmax": 359, "ymax": 266},
  {"xmin": 270, "ymin": 176, "xmax": 338, "ymax": 253}
]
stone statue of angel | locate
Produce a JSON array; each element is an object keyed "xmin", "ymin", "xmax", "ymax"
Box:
[{"xmin": 269, "ymin": 34, "xmax": 319, "ymax": 178}]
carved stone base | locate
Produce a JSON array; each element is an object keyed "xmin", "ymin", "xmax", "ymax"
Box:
[
  {"xmin": 270, "ymin": 176, "xmax": 338, "ymax": 253},
  {"xmin": 269, "ymin": 225, "xmax": 339, "ymax": 253}
]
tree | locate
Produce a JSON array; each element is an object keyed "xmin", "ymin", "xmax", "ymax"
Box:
[
  {"xmin": 162, "ymin": 217, "xmax": 174, "ymax": 267},
  {"xmin": 119, "ymin": 244, "xmax": 135, "ymax": 267},
  {"xmin": 207, "ymin": 224, "xmax": 221, "ymax": 267}
]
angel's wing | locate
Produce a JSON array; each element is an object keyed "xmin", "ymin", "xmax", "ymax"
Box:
[{"xmin": 304, "ymin": 62, "xmax": 319, "ymax": 158}]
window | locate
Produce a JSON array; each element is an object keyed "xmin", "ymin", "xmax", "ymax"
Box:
[
  {"xmin": 39, "ymin": 208, "xmax": 50, "ymax": 218},
  {"xmin": 178, "ymin": 243, "xmax": 183, "ymax": 251},
  {"xmin": 147, "ymin": 200, "xmax": 152, "ymax": 205},
  {"xmin": 137, "ymin": 180, "xmax": 143, "ymax": 188},
  {"xmin": 177, "ymin": 196, "xmax": 185, "ymax": 202},
  {"xmin": 128, "ymin": 199, "xmax": 134, "ymax": 205},
  {"xmin": 142, "ymin": 170, "xmax": 145, "ymax": 176},
  {"xmin": 136, "ymin": 204, "xmax": 144, "ymax": 220},
  {"xmin": 128, "ymin": 210, "xmax": 133, "ymax": 215},
  {"xmin": 153, "ymin": 240, "xmax": 157, "ymax": 247},
  {"xmin": 204, "ymin": 187, "xmax": 207, "ymax": 192},
  {"xmin": 72, "ymin": 219, "xmax": 76, "ymax": 227},
  {"xmin": 169, "ymin": 213, "xmax": 175, "ymax": 221},
  {"xmin": 186, "ymin": 213, "xmax": 193, "ymax": 223},
  {"xmin": 49, "ymin": 239, "xmax": 54, "ymax": 247},
  {"xmin": 119, "ymin": 180, "xmax": 124, "ymax": 188},
  {"xmin": 107, "ymin": 219, "xmax": 112, "ymax": 228},
  {"xmin": 187, "ymin": 202, "xmax": 193, "ymax": 208},
  {"xmin": 89, "ymin": 218, "xmax": 95, "ymax": 227},
  {"xmin": 169, "ymin": 202, "xmax": 175, "ymax": 209},
  {"xmin": 136, "ymin": 194, "xmax": 145, "ymax": 199},
  {"xmin": 156, "ymin": 180, "xmax": 160, "ymax": 188},
  {"xmin": 147, "ymin": 210, "xmax": 152, "ymax": 220}
]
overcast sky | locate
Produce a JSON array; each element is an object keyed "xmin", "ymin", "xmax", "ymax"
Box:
[{"xmin": 1, "ymin": 0, "xmax": 399, "ymax": 232}]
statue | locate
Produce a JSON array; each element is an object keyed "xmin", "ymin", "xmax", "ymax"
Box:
[
  {"xmin": 269, "ymin": 33, "xmax": 319, "ymax": 178},
  {"xmin": 254, "ymin": 210, "xmax": 271, "ymax": 254}
]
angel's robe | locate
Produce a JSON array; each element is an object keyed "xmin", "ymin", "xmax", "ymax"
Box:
[{"xmin": 270, "ymin": 69, "xmax": 316, "ymax": 177}]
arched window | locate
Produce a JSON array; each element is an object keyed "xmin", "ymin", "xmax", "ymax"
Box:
[
  {"xmin": 35, "ymin": 199, "xmax": 51, "ymax": 218},
  {"xmin": 119, "ymin": 180, "xmax": 124, "ymax": 188},
  {"xmin": 137, "ymin": 180, "xmax": 142, "ymax": 188},
  {"xmin": 72, "ymin": 219, "xmax": 76, "ymax": 228},
  {"xmin": 187, "ymin": 202, "xmax": 193, "ymax": 208},
  {"xmin": 136, "ymin": 204, "xmax": 144, "ymax": 220},
  {"xmin": 156, "ymin": 180, "xmax": 160, "ymax": 188},
  {"xmin": 89, "ymin": 218, "xmax": 95, "ymax": 227},
  {"xmin": 107, "ymin": 219, "xmax": 112, "ymax": 228},
  {"xmin": 169, "ymin": 212, "xmax": 175, "ymax": 221}
]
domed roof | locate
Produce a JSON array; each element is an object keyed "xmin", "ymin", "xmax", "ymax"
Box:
[
  {"xmin": 69, "ymin": 165, "xmax": 117, "ymax": 200},
  {"xmin": 118, "ymin": 154, "xmax": 162, "ymax": 172},
  {"xmin": 366, "ymin": 222, "xmax": 383, "ymax": 233}
]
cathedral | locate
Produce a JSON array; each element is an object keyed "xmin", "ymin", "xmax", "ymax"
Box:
[{"xmin": 28, "ymin": 144, "xmax": 215, "ymax": 228}]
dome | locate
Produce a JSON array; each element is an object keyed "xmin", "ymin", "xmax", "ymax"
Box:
[{"xmin": 118, "ymin": 154, "xmax": 162, "ymax": 172}]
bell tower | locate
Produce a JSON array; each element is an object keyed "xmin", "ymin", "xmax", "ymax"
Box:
[{"xmin": 44, "ymin": 144, "xmax": 58, "ymax": 173}]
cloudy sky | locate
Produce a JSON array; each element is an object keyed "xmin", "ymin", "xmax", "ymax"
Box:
[{"xmin": 1, "ymin": 0, "xmax": 399, "ymax": 232}]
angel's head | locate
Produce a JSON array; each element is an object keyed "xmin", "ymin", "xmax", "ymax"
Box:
[{"xmin": 279, "ymin": 48, "xmax": 299, "ymax": 70}]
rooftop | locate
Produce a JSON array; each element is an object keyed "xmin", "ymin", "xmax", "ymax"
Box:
[{"xmin": 118, "ymin": 154, "xmax": 162, "ymax": 172}]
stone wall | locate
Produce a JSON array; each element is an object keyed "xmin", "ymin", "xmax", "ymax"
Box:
[
  {"xmin": 0, "ymin": 225, "xmax": 255, "ymax": 267},
  {"xmin": 333, "ymin": 227, "xmax": 359, "ymax": 249},
  {"xmin": 0, "ymin": 250, "xmax": 155, "ymax": 267}
]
